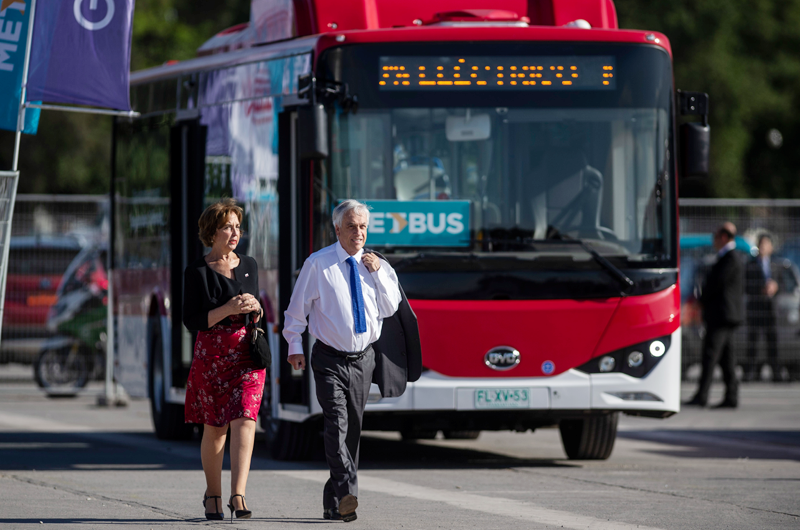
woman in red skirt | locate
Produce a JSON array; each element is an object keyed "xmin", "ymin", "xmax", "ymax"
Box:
[{"xmin": 183, "ymin": 199, "xmax": 265, "ymax": 521}]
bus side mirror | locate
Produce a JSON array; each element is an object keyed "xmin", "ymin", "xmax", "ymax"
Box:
[
  {"xmin": 678, "ymin": 91, "xmax": 710, "ymax": 178},
  {"xmin": 298, "ymin": 103, "xmax": 328, "ymax": 160},
  {"xmin": 296, "ymin": 73, "xmax": 328, "ymax": 160}
]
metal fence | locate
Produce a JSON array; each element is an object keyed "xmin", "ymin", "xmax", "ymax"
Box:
[
  {"xmin": 679, "ymin": 199, "xmax": 800, "ymax": 382},
  {"xmin": 0, "ymin": 194, "xmax": 107, "ymax": 368}
]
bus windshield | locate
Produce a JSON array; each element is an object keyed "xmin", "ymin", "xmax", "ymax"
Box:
[
  {"xmin": 318, "ymin": 43, "xmax": 675, "ymax": 271},
  {"xmin": 327, "ymin": 105, "xmax": 671, "ymax": 267}
]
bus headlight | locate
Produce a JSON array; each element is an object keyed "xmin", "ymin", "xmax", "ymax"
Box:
[
  {"xmin": 627, "ymin": 351, "xmax": 644, "ymax": 368},
  {"xmin": 649, "ymin": 341, "xmax": 666, "ymax": 357},
  {"xmin": 599, "ymin": 356, "xmax": 616, "ymax": 372},
  {"xmin": 577, "ymin": 335, "xmax": 671, "ymax": 378}
]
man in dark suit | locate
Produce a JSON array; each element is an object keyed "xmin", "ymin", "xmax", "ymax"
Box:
[
  {"xmin": 744, "ymin": 234, "xmax": 781, "ymax": 382},
  {"xmin": 687, "ymin": 222, "xmax": 744, "ymax": 408}
]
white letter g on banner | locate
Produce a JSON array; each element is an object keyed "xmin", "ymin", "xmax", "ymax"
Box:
[{"xmin": 74, "ymin": 0, "xmax": 115, "ymax": 31}]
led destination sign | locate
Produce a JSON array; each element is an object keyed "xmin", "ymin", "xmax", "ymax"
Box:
[{"xmin": 379, "ymin": 56, "xmax": 615, "ymax": 91}]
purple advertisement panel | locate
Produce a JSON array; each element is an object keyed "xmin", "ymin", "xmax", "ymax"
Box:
[{"xmin": 27, "ymin": 0, "xmax": 134, "ymax": 110}]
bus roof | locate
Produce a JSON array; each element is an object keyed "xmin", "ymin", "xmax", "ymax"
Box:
[{"xmin": 131, "ymin": 25, "xmax": 669, "ymax": 87}]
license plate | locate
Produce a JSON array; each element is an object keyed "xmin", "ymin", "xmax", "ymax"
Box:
[{"xmin": 475, "ymin": 388, "xmax": 530, "ymax": 409}]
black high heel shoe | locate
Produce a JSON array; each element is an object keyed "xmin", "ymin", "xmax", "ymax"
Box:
[
  {"xmin": 228, "ymin": 494, "xmax": 252, "ymax": 520},
  {"xmin": 203, "ymin": 494, "xmax": 224, "ymax": 521}
]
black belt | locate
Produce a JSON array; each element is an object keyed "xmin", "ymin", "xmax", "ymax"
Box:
[{"xmin": 315, "ymin": 341, "xmax": 372, "ymax": 361}]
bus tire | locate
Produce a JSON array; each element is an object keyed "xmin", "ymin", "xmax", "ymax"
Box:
[
  {"xmin": 400, "ymin": 429, "xmax": 438, "ymax": 441},
  {"xmin": 443, "ymin": 430, "xmax": 481, "ymax": 440},
  {"xmin": 148, "ymin": 316, "xmax": 193, "ymax": 441},
  {"xmin": 559, "ymin": 412, "xmax": 618, "ymax": 460}
]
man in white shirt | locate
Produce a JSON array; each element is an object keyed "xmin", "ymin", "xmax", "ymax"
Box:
[{"xmin": 283, "ymin": 199, "xmax": 402, "ymax": 522}]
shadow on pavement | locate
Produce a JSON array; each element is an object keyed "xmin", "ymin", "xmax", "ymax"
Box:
[
  {"xmin": 619, "ymin": 430, "xmax": 800, "ymax": 461},
  {"xmin": 0, "ymin": 432, "xmax": 200, "ymax": 472},
  {"xmin": 262, "ymin": 433, "xmax": 575, "ymax": 471},
  {"xmin": 0, "ymin": 518, "xmax": 330, "ymax": 525}
]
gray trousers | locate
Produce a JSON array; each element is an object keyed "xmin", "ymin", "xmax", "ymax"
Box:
[{"xmin": 311, "ymin": 341, "xmax": 375, "ymax": 510}]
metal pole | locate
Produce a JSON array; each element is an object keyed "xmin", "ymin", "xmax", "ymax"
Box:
[
  {"xmin": 12, "ymin": 0, "xmax": 37, "ymax": 172},
  {"xmin": 25, "ymin": 102, "xmax": 140, "ymax": 118},
  {"xmin": 0, "ymin": 0, "xmax": 38, "ymax": 343}
]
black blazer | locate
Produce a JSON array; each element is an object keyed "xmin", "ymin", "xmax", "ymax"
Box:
[
  {"xmin": 183, "ymin": 253, "xmax": 260, "ymax": 332},
  {"xmin": 366, "ymin": 249, "xmax": 423, "ymax": 398},
  {"xmin": 744, "ymin": 257, "xmax": 779, "ymax": 316},
  {"xmin": 700, "ymin": 250, "xmax": 744, "ymax": 328}
]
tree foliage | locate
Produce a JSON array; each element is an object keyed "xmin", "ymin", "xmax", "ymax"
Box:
[
  {"xmin": 2, "ymin": 0, "xmax": 800, "ymax": 197},
  {"xmin": 616, "ymin": 0, "xmax": 800, "ymax": 197}
]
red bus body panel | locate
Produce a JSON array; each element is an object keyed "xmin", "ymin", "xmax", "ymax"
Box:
[
  {"xmin": 410, "ymin": 297, "xmax": 620, "ymax": 378},
  {"xmin": 410, "ymin": 287, "xmax": 680, "ymax": 379},
  {"xmin": 296, "ymin": 0, "xmax": 618, "ymax": 33}
]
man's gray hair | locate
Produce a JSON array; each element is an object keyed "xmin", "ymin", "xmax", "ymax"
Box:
[{"xmin": 332, "ymin": 199, "xmax": 370, "ymax": 229}]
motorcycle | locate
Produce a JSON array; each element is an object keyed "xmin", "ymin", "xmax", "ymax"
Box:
[{"xmin": 34, "ymin": 245, "xmax": 107, "ymax": 397}]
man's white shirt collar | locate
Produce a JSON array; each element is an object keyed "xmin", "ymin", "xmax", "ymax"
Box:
[
  {"xmin": 335, "ymin": 240, "xmax": 363, "ymax": 264},
  {"xmin": 717, "ymin": 240, "xmax": 736, "ymax": 258}
]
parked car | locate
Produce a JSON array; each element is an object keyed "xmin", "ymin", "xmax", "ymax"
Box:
[
  {"xmin": 680, "ymin": 234, "xmax": 800, "ymax": 380},
  {"xmin": 2, "ymin": 235, "xmax": 85, "ymax": 359}
]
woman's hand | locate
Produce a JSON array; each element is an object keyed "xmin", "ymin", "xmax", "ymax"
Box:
[{"xmin": 224, "ymin": 294, "xmax": 261, "ymax": 316}]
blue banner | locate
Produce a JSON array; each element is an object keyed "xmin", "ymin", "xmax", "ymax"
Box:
[
  {"xmin": 0, "ymin": 1, "xmax": 40, "ymax": 133},
  {"xmin": 27, "ymin": 0, "xmax": 134, "ymax": 110},
  {"xmin": 365, "ymin": 200, "xmax": 470, "ymax": 247}
]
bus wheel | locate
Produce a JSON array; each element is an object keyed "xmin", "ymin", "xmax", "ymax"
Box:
[
  {"xmin": 148, "ymin": 316, "xmax": 193, "ymax": 441},
  {"xmin": 559, "ymin": 412, "xmax": 618, "ymax": 460},
  {"xmin": 443, "ymin": 430, "xmax": 481, "ymax": 440},
  {"xmin": 400, "ymin": 429, "xmax": 438, "ymax": 441}
]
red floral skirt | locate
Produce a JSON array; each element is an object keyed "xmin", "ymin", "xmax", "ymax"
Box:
[{"xmin": 185, "ymin": 315, "xmax": 266, "ymax": 427}]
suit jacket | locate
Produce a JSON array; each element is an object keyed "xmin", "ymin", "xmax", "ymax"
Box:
[
  {"xmin": 744, "ymin": 257, "xmax": 779, "ymax": 316},
  {"xmin": 700, "ymin": 250, "xmax": 744, "ymax": 328},
  {"xmin": 365, "ymin": 249, "xmax": 423, "ymax": 398},
  {"xmin": 183, "ymin": 254, "xmax": 260, "ymax": 332}
]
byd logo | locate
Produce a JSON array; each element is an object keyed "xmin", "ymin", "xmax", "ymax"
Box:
[
  {"xmin": 369, "ymin": 212, "xmax": 465, "ymax": 235},
  {"xmin": 484, "ymin": 346, "xmax": 520, "ymax": 371}
]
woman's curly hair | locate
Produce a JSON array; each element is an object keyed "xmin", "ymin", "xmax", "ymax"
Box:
[{"xmin": 197, "ymin": 198, "xmax": 243, "ymax": 248}]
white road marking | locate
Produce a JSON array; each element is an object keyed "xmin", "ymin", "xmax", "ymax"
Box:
[{"xmin": 273, "ymin": 469, "xmax": 666, "ymax": 530}]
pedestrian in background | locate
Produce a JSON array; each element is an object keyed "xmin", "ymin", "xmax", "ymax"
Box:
[
  {"xmin": 744, "ymin": 234, "xmax": 781, "ymax": 382},
  {"xmin": 687, "ymin": 222, "xmax": 744, "ymax": 408},
  {"xmin": 283, "ymin": 199, "xmax": 402, "ymax": 522},
  {"xmin": 182, "ymin": 199, "xmax": 265, "ymax": 521}
]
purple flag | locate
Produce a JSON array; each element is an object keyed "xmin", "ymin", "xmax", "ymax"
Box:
[{"xmin": 26, "ymin": 0, "xmax": 134, "ymax": 110}]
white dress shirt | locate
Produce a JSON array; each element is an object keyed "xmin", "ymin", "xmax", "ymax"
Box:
[{"xmin": 283, "ymin": 241, "xmax": 402, "ymax": 356}]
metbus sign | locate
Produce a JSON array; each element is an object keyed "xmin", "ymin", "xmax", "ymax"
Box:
[{"xmin": 365, "ymin": 200, "xmax": 469, "ymax": 247}]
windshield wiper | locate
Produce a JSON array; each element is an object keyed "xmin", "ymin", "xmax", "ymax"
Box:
[{"xmin": 545, "ymin": 226, "xmax": 636, "ymax": 294}]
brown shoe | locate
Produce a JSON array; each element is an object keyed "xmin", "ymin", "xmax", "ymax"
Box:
[{"xmin": 338, "ymin": 494, "xmax": 358, "ymax": 522}]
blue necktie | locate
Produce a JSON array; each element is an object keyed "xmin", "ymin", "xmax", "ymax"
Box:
[{"xmin": 346, "ymin": 257, "xmax": 367, "ymax": 334}]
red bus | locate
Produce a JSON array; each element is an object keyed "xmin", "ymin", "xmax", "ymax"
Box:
[{"xmin": 112, "ymin": 0, "xmax": 709, "ymax": 460}]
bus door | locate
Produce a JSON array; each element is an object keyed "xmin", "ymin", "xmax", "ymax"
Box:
[
  {"xmin": 169, "ymin": 113, "xmax": 207, "ymax": 394},
  {"xmin": 277, "ymin": 106, "xmax": 314, "ymax": 412}
]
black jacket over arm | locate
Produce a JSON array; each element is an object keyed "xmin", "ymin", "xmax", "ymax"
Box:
[
  {"xmin": 700, "ymin": 251, "xmax": 744, "ymax": 328},
  {"xmin": 365, "ymin": 249, "xmax": 423, "ymax": 398},
  {"xmin": 182, "ymin": 254, "xmax": 260, "ymax": 332}
]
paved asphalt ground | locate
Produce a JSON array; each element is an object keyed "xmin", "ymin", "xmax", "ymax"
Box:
[{"xmin": 0, "ymin": 377, "xmax": 798, "ymax": 529}]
